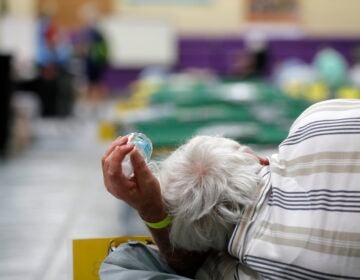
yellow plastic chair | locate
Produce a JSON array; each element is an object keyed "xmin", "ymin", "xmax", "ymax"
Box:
[{"xmin": 73, "ymin": 236, "xmax": 152, "ymax": 280}]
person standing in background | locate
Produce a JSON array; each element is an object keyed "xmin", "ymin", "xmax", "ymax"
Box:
[
  {"xmin": 35, "ymin": 13, "xmax": 73, "ymax": 117},
  {"xmin": 77, "ymin": 3, "xmax": 108, "ymax": 108}
]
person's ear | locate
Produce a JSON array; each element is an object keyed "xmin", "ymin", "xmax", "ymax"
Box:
[
  {"xmin": 242, "ymin": 146, "xmax": 269, "ymax": 166},
  {"xmin": 258, "ymin": 156, "xmax": 269, "ymax": 166}
]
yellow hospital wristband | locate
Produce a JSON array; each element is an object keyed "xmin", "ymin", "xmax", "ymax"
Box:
[{"xmin": 144, "ymin": 216, "xmax": 172, "ymax": 229}]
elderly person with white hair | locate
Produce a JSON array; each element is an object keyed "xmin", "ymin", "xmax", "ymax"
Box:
[{"xmin": 101, "ymin": 99, "xmax": 360, "ymax": 280}]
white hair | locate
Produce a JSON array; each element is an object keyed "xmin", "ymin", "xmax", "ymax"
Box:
[{"xmin": 157, "ymin": 135, "xmax": 263, "ymax": 252}]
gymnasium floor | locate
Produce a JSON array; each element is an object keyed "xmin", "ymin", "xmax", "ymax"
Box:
[{"xmin": 0, "ymin": 114, "xmax": 148, "ymax": 280}]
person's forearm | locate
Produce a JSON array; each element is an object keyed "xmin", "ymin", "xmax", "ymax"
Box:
[
  {"xmin": 148, "ymin": 226, "xmax": 208, "ymax": 277},
  {"xmin": 139, "ymin": 209, "xmax": 209, "ymax": 277}
]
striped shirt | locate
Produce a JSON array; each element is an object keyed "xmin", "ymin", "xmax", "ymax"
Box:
[{"xmin": 228, "ymin": 99, "xmax": 360, "ymax": 280}]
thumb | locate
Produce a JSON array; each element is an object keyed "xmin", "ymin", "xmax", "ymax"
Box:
[{"xmin": 130, "ymin": 148, "xmax": 153, "ymax": 179}]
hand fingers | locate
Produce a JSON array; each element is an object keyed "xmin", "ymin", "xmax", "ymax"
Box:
[
  {"xmin": 103, "ymin": 136, "xmax": 128, "ymax": 160},
  {"xmin": 102, "ymin": 136, "xmax": 129, "ymax": 170},
  {"xmin": 108, "ymin": 143, "xmax": 135, "ymax": 175}
]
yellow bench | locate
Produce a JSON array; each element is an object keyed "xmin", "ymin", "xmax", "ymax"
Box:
[{"xmin": 73, "ymin": 236, "xmax": 152, "ymax": 280}]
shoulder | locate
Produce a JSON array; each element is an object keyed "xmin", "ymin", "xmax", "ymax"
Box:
[
  {"xmin": 288, "ymin": 99, "xmax": 360, "ymax": 135},
  {"xmin": 278, "ymin": 99, "xmax": 360, "ymax": 157}
]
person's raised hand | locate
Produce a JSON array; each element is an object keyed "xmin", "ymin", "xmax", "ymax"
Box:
[{"xmin": 101, "ymin": 136, "xmax": 166, "ymax": 222}]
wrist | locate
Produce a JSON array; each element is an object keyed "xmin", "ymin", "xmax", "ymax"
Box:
[
  {"xmin": 144, "ymin": 215, "xmax": 172, "ymax": 229},
  {"xmin": 138, "ymin": 204, "xmax": 167, "ymax": 223}
]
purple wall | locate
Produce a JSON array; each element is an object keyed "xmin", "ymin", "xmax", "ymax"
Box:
[{"xmin": 104, "ymin": 37, "xmax": 360, "ymax": 92}]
